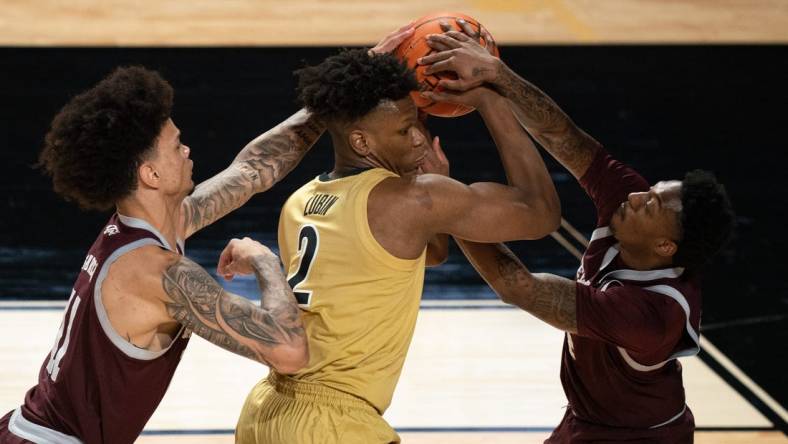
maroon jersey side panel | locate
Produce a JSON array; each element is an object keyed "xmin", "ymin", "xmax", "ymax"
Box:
[{"xmin": 6, "ymin": 214, "xmax": 190, "ymax": 444}]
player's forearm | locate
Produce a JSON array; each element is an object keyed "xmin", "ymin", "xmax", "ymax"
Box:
[
  {"xmin": 476, "ymin": 93, "xmax": 560, "ymax": 234},
  {"xmin": 455, "ymin": 238, "xmax": 577, "ymax": 333},
  {"xmin": 250, "ymin": 254, "xmax": 304, "ymax": 337},
  {"xmin": 491, "ymin": 64, "xmax": 600, "ymax": 179},
  {"xmin": 234, "ymin": 108, "xmax": 325, "ymax": 193},
  {"xmin": 162, "ymin": 257, "xmax": 307, "ymax": 370},
  {"xmin": 182, "ymin": 110, "xmax": 324, "ymax": 237}
]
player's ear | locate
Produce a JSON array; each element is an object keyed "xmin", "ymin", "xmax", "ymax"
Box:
[
  {"xmin": 348, "ymin": 130, "xmax": 371, "ymax": 156},
  {"xmin": 138, "ymin": 162, "xmax": 160, "ymax": 189},
  {"xmin": 654, "ymin": 238, "xmax": 677, "ymax": 258}
]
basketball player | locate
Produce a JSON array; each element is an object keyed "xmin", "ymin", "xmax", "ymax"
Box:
[
  {"xmin": 0, "ymin": 66, "xmax": 324, "ymax": 443},
  {"xmin": 419, "ymin": 24, "xmax": 736, "ymax": 442},
  {"xmin": 234, "ymin": 36, "xmax": 562, "ymax": 443}
]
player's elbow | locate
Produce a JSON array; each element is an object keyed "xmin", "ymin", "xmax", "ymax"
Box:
[
  {"xmin": 531, "ymin": 190, "xmax": 562, "ymax": 237},
  {"xmin": 267, "ymin": 342, "xmax": 310, "ymax": 374},
  {"xmin": 542, "ymin": 201, "xmax": 562, "ymax": 236},
  {"xmin": 510, "ymin": 201, "xmax": 561, "ymax": 240}
]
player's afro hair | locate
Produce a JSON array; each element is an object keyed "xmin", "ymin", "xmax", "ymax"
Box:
[
  {"xmin": 38, "ymin": 66, "xmax": 174, "ymax": 211},
  {"xmin": 295, "ymin": 49, "xmax": 418, "ymax": 123},
  {"xmin": 674, "ymin": 170, "xmax": 735, "ymax": 271}
]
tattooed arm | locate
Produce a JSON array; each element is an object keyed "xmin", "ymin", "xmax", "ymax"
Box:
[
  {"xmin": 420, "ymin": 30, "xmax": 600, "ymax": 179},
  {"xmin": 181, "ymin": 109, "xmax": 325, "ymax": 239},
  {"xmin": 490, "ymin": 66, "xmax": 600, "ymax": 180},
  {"xmin": 455, "ymin": 239, "xmax": 577, "ymax": 333},
  {"xmin": 160, "ymin": 239, "xmax": 308, "ymax": 373}
]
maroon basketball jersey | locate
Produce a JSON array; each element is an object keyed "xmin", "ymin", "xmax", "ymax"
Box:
[
  {"xmin": 2, "ymin": 213, "xmax": 190, "ymax": 444},
  {"xmin": 548, "ymin": 149, "xmax": 701, "ymax": 442}
]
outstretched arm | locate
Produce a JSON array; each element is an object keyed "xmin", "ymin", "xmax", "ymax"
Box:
[
  {"xmin": 420, "ymin": 29, "xmax": 601, "ymax": 179},
  {"xmin": 492, "ymin": 65, "xmax": 600, "ymax": 180},
  {"xmin": 181, "ymin": 109, "xmax": 324, "ymax": 239},
  {"xmin": 417, "ymin": 86, "xmax": 560, "ymax": 241},
  {"xmin": 161, "ymin": 238, "xmax": 308, "ymax": 373},
  {"xmin": 179, "ymin": 22, "xmax": 419, "ymax": 239},
  {"xmin": 455, "ymin": 239, "xmax": 577, "ymax": 333}
]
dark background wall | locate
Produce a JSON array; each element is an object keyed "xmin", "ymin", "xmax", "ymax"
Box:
[{"xmin": 0, "ymin": 46, "xmax": 786, "ymax": 407}]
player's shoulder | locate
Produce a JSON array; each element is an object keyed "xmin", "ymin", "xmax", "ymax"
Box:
[
  {"xmin": 369, "ymin": 175, "xmax": 431, "ymax": 218},
  {"xmin": 377, "ymin": 173, "xmax": 463, "ymax": 202},
  {"xmin": 105, "ymin": 245, "xmax": 179, "ymax": 292},
  {"xmin": 617, "ymin": 281, "xmax": 689, "ymax": 320}
]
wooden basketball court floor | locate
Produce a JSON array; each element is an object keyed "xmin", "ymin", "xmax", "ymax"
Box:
[{"xmin": 1, "ymin": 299, "xmax": 784, "ymax": 443}]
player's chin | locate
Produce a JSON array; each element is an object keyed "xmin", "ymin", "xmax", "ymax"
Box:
[
  {"xmin": 609, "ymin": 214, "xmax": 620, "ymax": 234},
  {"xmin": 184, "ymin": 180, "xmax": 195, "ymax": 196}
]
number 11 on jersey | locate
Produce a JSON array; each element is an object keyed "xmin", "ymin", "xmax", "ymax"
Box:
[{"xmin": 287, "ymin": 224, "xmax": 319, "ymax": 307}]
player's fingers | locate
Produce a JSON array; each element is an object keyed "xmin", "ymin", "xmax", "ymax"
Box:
[
  {"xmin": 392, "ymin": 27, "xmax": 415, "ymax": 42},
  {"xmin": 216, "ymin": 240, "xmax": 236, "ymax": 275},
  {"xmin": 437, "ymin": 78, "xmax": 472, "ymax": 91},
  {"xmin": 432, "ymin": 136, "xmax": 449, "ymax": 163},
  {"xmin": 428, "ymin": 90, "xmax": 466, "ymax": 104},
  {"xmin": 427, "ymin": 33, "xmax": 462, "ymax": 49},
  {"xmin": 418, "ymin": 50, "xmax": 453, "ymax": 65},
  {"xmin": 420, "ymin": 90, "xmax": 452, "ymax": 103},
  {"xmin": 456, "ymin": 18, "xmax": 480, "ymax": 40},
  {"xmin": 218, "ymin": 257, "xmax": 235, "ymax": 280},
  {"xmin": 439, "ymin": 20, "xmax": 452, "ymax": 32},
  {"xmin": 396, "ymin": 21, "xmax": 415, "ymax": 33},
  {"xmin": 424, "ymin": 58, "xmax": 456, "ymax": 75},
  {"xmin": 375, "ymin": 28, "xmax": 414, "ymax": 53},
  {"xmin": 443, "ymin": 30, "xmax": 473, "ymax": 43},
  {"xmin": 481, "ymin": 26, "xmax": 495, "ymax": 49},
  {"xmin": 422, "ymin": 136, "xmax": 438, "ymax": 160},
  {"xmin": 222, "ymin": 260, "xmax": 239, "ymax": 281},
  {"xmin": 424, "ymin": 36, "xmax": 455, "ymax": 52}
]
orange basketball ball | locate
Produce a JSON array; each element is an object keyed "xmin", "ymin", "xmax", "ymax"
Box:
[{"xmin": 395, "ymin": 12, "xmax": 500, "ymax": 118}]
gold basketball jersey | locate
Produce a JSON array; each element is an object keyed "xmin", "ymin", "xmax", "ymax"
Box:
[{"xmin": 278, "ymin": 168, "xmax": 426, "ymax": 413}]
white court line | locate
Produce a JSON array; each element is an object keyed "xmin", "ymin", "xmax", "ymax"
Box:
[
  {"xmin": 0, "ymin": 299, "xmax": 512, "ymax": 309},
  {"xmin": 2, "ymin": 298, "xmax": 783, "ymax": 425},
  {"xmin": 0, "ymin": 301, "xmax": 67, "ymax": 308},
  {"xmin": 700, "ymin": 336, "xmax": 787, "ymax": 423}
]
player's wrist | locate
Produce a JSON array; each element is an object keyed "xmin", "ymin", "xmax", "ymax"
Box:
[
  {"xmin": 475, "ymin": 88, "xmax": 506, "ymax": 113},
  {"xmin": 251, "ymin": 253, "xmax": 283, "ymax": 275},
  {"xmin": 486, "ymin": 58, "xmax": 505, "ymax": 87}
]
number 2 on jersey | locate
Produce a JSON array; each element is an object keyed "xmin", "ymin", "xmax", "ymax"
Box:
[{"xmin": 287, "ymin": 224, "xmax": 319, "ymax": 306}]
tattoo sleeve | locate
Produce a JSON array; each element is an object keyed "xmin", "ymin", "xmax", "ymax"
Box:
[
  {"xmin": 492, "ymin": 65, "xmax": 601, "ymax": 180},
  {"xmin": 162, "ymin": 255, "xmax": 306, "ymax": 363},
  {"xmin": 182, "ymin": 109, "xmax": 325, "ymax": 238},
  {"xmin": 456, "ymin": 238, "xmax": 577, "ymax": 333}
]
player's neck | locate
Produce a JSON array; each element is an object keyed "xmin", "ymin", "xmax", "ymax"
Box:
[
  {"xmin": 116, "ymin": 191, "xmax": 182, "ymax": 253},
  {"xmin": 331, "ymin": 147, "xmax": 380, "ymax": 178},
  {"xmin": 618, "ymin": 245, "xmax": 674, "ymax": 271}
]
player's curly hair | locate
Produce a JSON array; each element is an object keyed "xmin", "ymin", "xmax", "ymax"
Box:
[
  {"xmin": 674, "ymin": 170, "xmax": 735, "ymax": 271},
  {"xmin": 37, "ymin": 66, "xmax": 174, "ymax": 211},
  {"xmin": 295, "ymin": 49, "xmax": 418, "ymax": 123}
]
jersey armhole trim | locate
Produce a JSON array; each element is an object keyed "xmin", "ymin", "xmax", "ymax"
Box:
[
  {"xmin": 94, "ymin": 238, "xmax": 185, "ymax": 360},
  {"xmin": 356, "ymin": 173, "xmax": 426, "ymax": 271}
]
